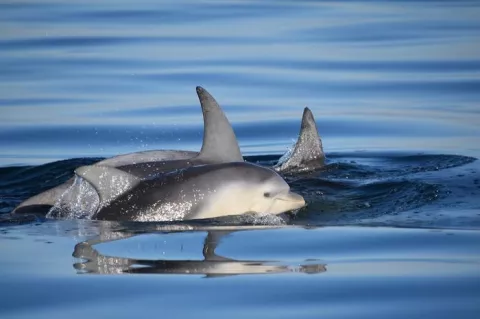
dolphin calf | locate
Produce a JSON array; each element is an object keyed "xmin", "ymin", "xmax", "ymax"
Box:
[
  {"xmin": 74, "ymin": 162, "xmax": 306, "ymax": 222},
  {"xmin": 13, "ymin": 86, "xmax": 241, "ymax": 215}
]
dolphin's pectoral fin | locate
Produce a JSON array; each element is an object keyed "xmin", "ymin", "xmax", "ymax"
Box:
[
  {"xmin": 275, "ymin": 107, "xmax": 325, "ymax": 173},
  {"xmin": 75, "ymin": 165, "xmax": 140, "ymax": 207},
  {"xmin": 195, "ymin": 86, "xmax": 243, "ymax": 163}
]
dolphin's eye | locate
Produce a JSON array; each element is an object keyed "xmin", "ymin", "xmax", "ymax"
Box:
[{"xmin": 263, "ymin": 192, "xmax": 271, "ymax": 198}]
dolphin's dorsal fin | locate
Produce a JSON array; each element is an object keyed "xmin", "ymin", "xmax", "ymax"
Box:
[
  {"xmin": 195, "ymin": 86, "xmax": 243, "ymax": 162},
  {"xmin": 74, "ymin": 165, "xmax": 140, "ymax": 207},
  {"xmin": 274, "ymin": 107, "xmax": 325, "ymax": 173}
]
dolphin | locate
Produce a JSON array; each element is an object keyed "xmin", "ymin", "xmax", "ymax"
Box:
[
  {"xmin": 74, "ymin": 161, "xmax": 306, "ymax": 222},
  {"xmin": 274, "ymin": 107, "xmax": 325, "ymax": 173},
  {"xmin": 12, "ymin": 86, "xmax": 242, "ymax": 215}
]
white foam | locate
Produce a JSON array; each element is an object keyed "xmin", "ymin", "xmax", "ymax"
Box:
[
  {"xmin": 47, "ymin": 176, "xmax": 99, "ymax": 219},
  {"xmin": 236, "ymin": 213, "xmax": 287, "ymax": 225}
]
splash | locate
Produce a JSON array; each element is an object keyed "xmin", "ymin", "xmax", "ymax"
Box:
[
  {"xmin": 275, "ymin": 139, "xmax": 296, "ymax": 167},
  {"xmin": 236, "ymin": 213, "xmax": 287, "ymax": 225},
  {"xmin": 47, "ymin": 176, "xmax": 99, "ymax": 219},
  {"xmin": 133, "ymin": 200, "xmax": 191, "ymax": 222}
]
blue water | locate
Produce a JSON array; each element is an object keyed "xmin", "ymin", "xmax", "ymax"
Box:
[{"xmin": 1, "ymin": 1, "xmax": 480, "ymax": 318}]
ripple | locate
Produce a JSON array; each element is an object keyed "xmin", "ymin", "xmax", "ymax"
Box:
[{"xmin": 1, "ymin": 152, "xmax": 478, "ymax": 229}]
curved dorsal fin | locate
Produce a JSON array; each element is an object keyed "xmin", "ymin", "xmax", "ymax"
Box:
[
  {"xmin": 195, "ymin": 86, "xmax": 243, "ymax": 162},
  {"xmin": 274, "ymin": 107, "xmax": 325, "ymax": 173},
  {"xmin": 75, "ymin": 165, "xmax": 140, "ymax": 207}
]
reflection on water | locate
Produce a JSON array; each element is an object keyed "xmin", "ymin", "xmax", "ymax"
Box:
[
  {"xmin": 73, "ymin": 230, "xmax": 326, "ymax": 276},
  {"xmin": 1, "ymin": 221, "xmax": 480, "ymax": 319}
]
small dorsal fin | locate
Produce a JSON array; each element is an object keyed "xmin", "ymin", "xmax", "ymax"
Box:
[
  {"xmin": 195, "ymin": 86, "xmax": 243, "ymax": 162},
  {"xmin": 274, "ymin": 107, "xmax": 325, "ymax": 173},
  {"xmin": 297, "ymin": 107, "xmax": 325, "ymax": 160},
  {"xmin": 74, "ymin": 165, "xmax": 140, "ymax": 207}
]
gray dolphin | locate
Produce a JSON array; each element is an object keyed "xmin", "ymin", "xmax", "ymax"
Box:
[
  {"xmin": 13, "ymin": 86, "xmax": 241, "ymax": 214},
  {"xmin": 74, "ymin": 161, "xmax": 306, "ymax": 222},
  {"xmin": 274, "ymin": 107, "xmax": 325, "ymax": 173}
]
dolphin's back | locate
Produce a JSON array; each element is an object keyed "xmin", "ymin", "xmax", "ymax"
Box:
[{"xmin": 98, "ymin": 150, "xmax": 198, "ymax": 167}]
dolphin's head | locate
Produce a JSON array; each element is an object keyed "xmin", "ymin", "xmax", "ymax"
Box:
[
  {"xmin": 248, "ymin": 169, "xmax": 306, "ymax": 215},
  {"xmin": 193, "ymin": 162, "xmax": 306, "ymax": 219}
]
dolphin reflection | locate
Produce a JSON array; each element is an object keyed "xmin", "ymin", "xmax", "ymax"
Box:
[{"xmin": 72, "ymin": 229, "xmax": 326, "ymax": 277}]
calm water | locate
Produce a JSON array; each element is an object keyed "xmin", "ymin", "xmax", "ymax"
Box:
[{"xmin": 1, "ymin": 1, "xmax": 480, "ymax": 318}]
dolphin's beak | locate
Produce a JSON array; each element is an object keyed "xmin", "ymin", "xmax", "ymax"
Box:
[{"xmin": 275, "ymin": 191, "xmax": 306, "ymax": 210}]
